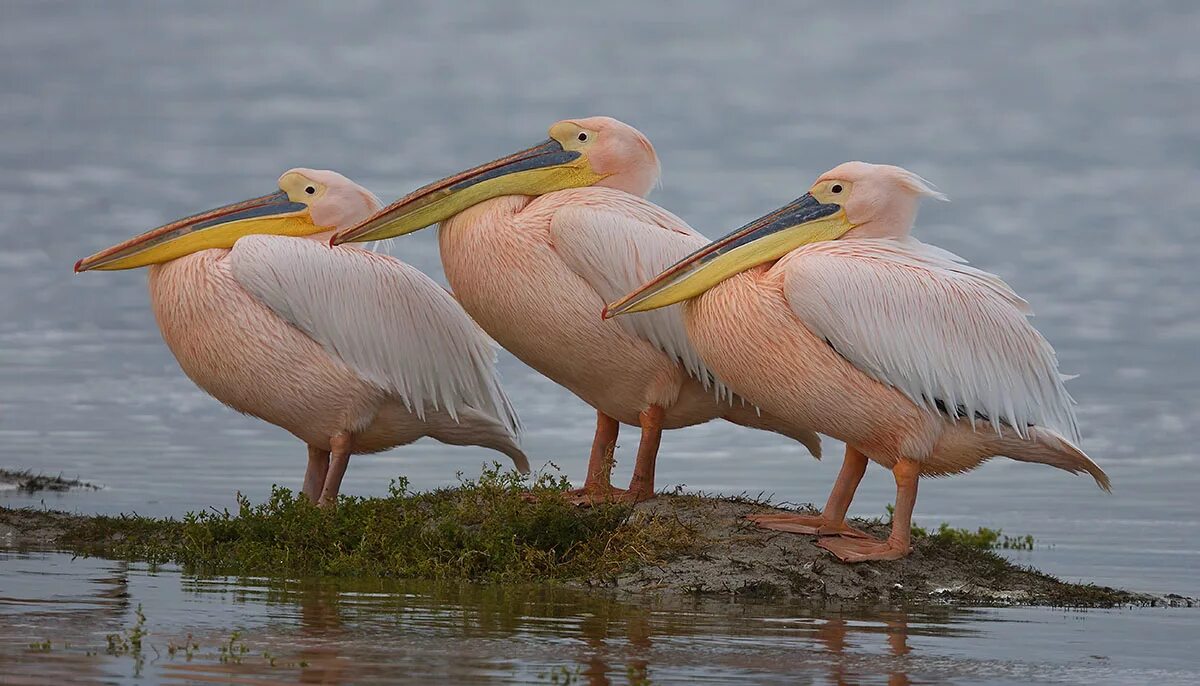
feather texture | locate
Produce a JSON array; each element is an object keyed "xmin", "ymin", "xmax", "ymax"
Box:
[
  {"xmin": 550, "ymin": 205, "xmax": 729, "ymax": 399},
  {"xmin": 780, "ymin": 237, "xmax": 1078, "ymax": 441},
  {"xmin": 229, "ymin": 235, "xmax": 520, "ymax": 437}
]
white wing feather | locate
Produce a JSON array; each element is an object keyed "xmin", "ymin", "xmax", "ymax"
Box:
[
  {"xmin": 229, "ymin": 235, "xmax": 520, "ymax": 436},
  {"xmin": 781, "ymin": 237, "xmax": 1078, "ymax": 441},
  {"xmin": 550, "ymin": 204, "xmax": 729, "ymax": 398}
]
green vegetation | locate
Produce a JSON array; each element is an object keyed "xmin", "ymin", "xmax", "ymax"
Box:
[
  {"xmin": 540, "ymin": 665, "xmax": 583, "ymax": 684},
  {"xmin": 105, "ymin": 604, "xmax": 148, "ymax": 657},
  {"xmin": 87, "ymin": 606, "xmax": 312, "ymax": 674},
  {"xmin": 885, "ymin": 504, "xmax": 1035, "ymax": 551},
  {"xmin": 922, "ymin": 523, "xmax": 1035, "ymax": 551},
  {"xmin": 54, "ymin": 466, "xmax": 691, "ymax": 583},
  {"xmin": 537, "ymin": 664, "xmax": 654, "ymax": 685},
  {"xmin": 104, "ymin": 603, "xmax": 149, "ymax": 676}
]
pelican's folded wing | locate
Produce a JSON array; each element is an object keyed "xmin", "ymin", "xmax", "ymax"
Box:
[
  {"xmin": 229, "ymin": 235, "xmax": 520, "ymax": 436},
  {"xmin": 550, "ymin": 202, "xmax": 728, "ymax": 398},
  {"xmin": 780, "ymin": 237, "xmax": 1079, "ymax": 441}
]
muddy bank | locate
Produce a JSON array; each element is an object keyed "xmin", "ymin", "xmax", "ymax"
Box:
[
  {"xmin": 617, "ymin": 496, "xmax": 1188, "ymax": 606},
  {"xmin": 0, "ymin": 469, "xmax": 97, "ymax": 493},
  {"xmin": 0, "ymin": 490, "xmax": 1189, "ymax": 609}
]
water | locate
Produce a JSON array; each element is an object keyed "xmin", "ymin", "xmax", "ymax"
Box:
[
  {"xmin": 1, "ymin": 1, "xmax": 1198, "ymax": 682},
  {"xmin": 1, "ymin": 551, "xmax": 1196, "ymax": 686}
]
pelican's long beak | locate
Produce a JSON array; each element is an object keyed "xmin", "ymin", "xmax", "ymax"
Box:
[
  {"xmin": 604, "ymin": 193, "xmax": 851, "ymax": 317},
  {"xmin": 75, "ymin": 191, "xmax": 310, "ymax": 272},
  {"xmin": 332, "ymin": 138, "xmax": 602, "ymax": 245}
]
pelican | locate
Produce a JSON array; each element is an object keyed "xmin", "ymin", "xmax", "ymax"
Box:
[
  {"xmin": 332, "ymin": 117, "xmax": 821, "ymax": 503},
  {"xmin": 606, "ymin": 162, "xmax": 1109, "ymax": 561},
  {"xmin": 75, "ymin": 168, "xmax": 528, "ymax": 505}
]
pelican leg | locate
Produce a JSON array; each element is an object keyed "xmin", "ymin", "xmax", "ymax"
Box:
[
  {"xmin": 318, "ymin": 431, "xmax": 354, "ymax": 508},
  {"xmin": 565, "ymin": 411, "xmax": 623, "ymax": 505},
  {"xmin": 818, "ymin": 458, "xmax": 920, "ymax": 562},
  {"xmin": 623, "ymin": 405, "xmax": 665, "ymax": 503},
  {"xmin": 747, "ymin": 446, "xmax": 871, "ymax": 538},
  {"xmin": 302, "ymin": 445, "xmax": 330, "ymax": 503}
]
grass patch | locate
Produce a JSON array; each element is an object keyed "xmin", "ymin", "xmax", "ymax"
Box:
[
  {"xmin": 926, "ymin": 524, "xmax": 1035, "ymax": 551},
  {"xmin": 886, "ymin": 504, "xmax": 1035, "ymax": 551},
  {"xmin": 53, "ymin": 465, "xmax": 691, "ymax": 584},
  {"xmin": 922, "ymin": 524, "xmax": 1035, "ymax": 551}
]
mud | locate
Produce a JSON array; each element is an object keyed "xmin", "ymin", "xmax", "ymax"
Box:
[{"xmin": 606, "ymin": 495, "xmax": 1188, "ymax": 607}]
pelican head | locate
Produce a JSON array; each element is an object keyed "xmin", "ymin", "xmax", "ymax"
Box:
[
  {"xmin": 331, "ymin": 116, "xmax": 660, "ymax": 245},
  {"xmin": 604, "ymin": 162, "xmax": 947, "ymax": 316},
  {"xmin": 75, "ymin": 169, "xmax": 380, "ymax": 272}
]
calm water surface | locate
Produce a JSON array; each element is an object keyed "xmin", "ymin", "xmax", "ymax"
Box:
[
  {"xmin": 2, "ymin": 1, "xmax": 1198, "ymax": 682},
  {"xmin": 1, "ymin": 551, "xmax": 1196, "ymax": 685}
]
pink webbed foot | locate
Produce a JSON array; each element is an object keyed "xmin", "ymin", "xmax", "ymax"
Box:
[
  {"xmin": 745, "ymin": 513, "xmax": 872, "ymax": 539},
  {"xmin": 817, "ymin": 535, "xmax": 911, "ymax": 563},
  {"xmin": 612, "ymin": 487, "xmax": 654, "ymax": 505}
]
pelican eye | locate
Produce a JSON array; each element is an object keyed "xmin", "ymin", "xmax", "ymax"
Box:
[
  {"xmin": 305, "ymin": 186, "xmax": 316, "ymax": 195},
  {"xmin": 577, "ymin": 132, "xmax": 588, "ymax": 142},
  {"xmin": 831, "ymin": 184, "xmax": 843, "ymax": 194}
]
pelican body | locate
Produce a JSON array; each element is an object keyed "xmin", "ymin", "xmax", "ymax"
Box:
[
  {"xmin": 607, "ymin": 162, "xmax": 1108, "ymax": 561},
  {"xmin": 334, "ymin": 118, "xmax": 820, "ymax": 502},
  {"xmin": 76, "ymin": 169, "xmax": 528, "ymax": 505}
]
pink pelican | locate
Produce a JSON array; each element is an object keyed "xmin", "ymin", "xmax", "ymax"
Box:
[
  {"xmin": 332, "ymin": 117, "xmax": 820, "ymax": 503},
  {"xmin": 75, "ymin": 168, "xmax": 528, "ymax": 506},
  {"xmin": 606, "ymin": 162, "xmax": 1109, "ymax": 561}
]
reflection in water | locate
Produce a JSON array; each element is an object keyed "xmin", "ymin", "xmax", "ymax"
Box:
[
  {"xmin": 291, "ymin": 586, "xmax": 347, "ymax": 686},
  {"xmin": 0, "ymin": 552, "xmax": 132, "ymax": 684},
  {"xmin": 1, "ymin": 553, "xmax": 1197, "ymax": 684},
  {"xmin": 815, "ymin": 613, "xmax": 912, "ymax": 686},
  {"xmin": 176, "ymin": 578, "xmax": 935, "ymax": 686}
]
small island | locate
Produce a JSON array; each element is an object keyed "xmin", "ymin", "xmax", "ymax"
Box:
[{"xmin": 0, "ymin": 468, "xmax": 1187, "ymax": 608}]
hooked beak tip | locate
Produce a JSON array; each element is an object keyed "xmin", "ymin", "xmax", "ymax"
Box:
[
  {"xmin": 73, "ymin": 258, "xmax": 85, "ymax": 274},
  {"xmin": 600, "ymin": 305, "xmax": 612, "ymax": 320}
]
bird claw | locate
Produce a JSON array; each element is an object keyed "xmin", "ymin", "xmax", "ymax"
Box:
[
  {"xmin": 817, "ymin": 535, "xmax": 910, "ymax": 562},
  {"xmin": 745, "ymin": 513, "xmax": 873, "ymax": 539}
]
